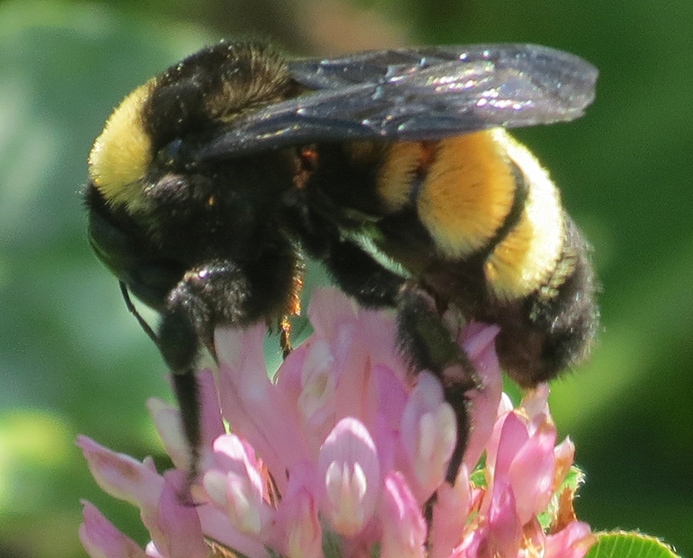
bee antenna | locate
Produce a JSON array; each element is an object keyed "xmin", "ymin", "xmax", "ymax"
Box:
[{"xmin": 119, "ymin": 281, "xmax": 160, "ymax": 347}]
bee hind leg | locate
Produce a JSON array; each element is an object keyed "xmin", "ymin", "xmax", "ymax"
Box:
[
  {"xmin": 321, "ymin": 238, "xmax": 478, "ymax": 484},
  {"xmin": 396, "ymin": 284, "xmax": 480, "ymax": 484}
]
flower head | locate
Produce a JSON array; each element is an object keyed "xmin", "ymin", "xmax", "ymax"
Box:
[{"xmin": 79, "ymin": 288, "xmax": 595, "ymax": 558}]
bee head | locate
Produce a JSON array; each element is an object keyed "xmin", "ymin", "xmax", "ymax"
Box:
[{"xmin": 88, "ymin": 41, "xmax": 292, "ymax": 211}]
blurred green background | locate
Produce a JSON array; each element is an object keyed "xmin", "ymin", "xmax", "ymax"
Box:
[{"xmin": 0, "ymin": 0, "xmax": 691, "ymax": 557}]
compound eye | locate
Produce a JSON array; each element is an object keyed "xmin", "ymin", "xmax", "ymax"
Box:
[{"xmin": 156, "ymin": 138, "xmax": 184, "ymax": 166}]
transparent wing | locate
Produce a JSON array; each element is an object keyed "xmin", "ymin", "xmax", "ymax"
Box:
[{"xmin": 195, "ymin": 44, "xmax": 597, "ymax": 160}]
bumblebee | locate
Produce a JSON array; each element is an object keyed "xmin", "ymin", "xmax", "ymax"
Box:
[{"xmin": 85, "ymin": 40, "xmax": 598, "ymax": 483}]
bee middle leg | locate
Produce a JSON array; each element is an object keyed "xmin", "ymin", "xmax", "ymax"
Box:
[{"xmin": 321, "ymin": 237, "xmax": 402, "ymax": 307}]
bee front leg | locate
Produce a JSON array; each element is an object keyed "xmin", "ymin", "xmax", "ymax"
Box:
[
  {"xmin": 156, "ymin": 253, "xmax": 297, "ymax": 482},
  {"xmin": 156, "ymin": 260, "xmax": 251, "ymax": 482}
]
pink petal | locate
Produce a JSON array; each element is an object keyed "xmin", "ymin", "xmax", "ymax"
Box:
[
  {"xmin": 196, "ymin": 505, "xmax": 270, "ymax": 557},
  {"xmin": 369, "ymin": 412, "xmax": 399, "ymax": 480},
  {"xmin": 214, "ymin": 325, "xmax": 311, "ymax": 490},
  {"xmin": 214, "ymin": 322, "xmax": 268, "ymax": 373},
  {"xmin": 77, "ymin": 436, "xmax": 163, "ymax": 509},
  {"xmin": 400, "ymin": 371, "xmax": 456, "ymax": 502},
  {"xmin": 273, "ymin": 468, "xmax": 323, "ymax": 558},
  {"xmin": 460, "ymin": 323, "xmax": 503, "ymax": 469},
  {"xmin": 295, "ymin": 337, "xmax": 339, "ymax": 451},
  {"xmin": 273, "ymin": 334, "xmax": 307, "ymax": 398},
  {"xmin": 374, "ymin": 362, "xmax": 409, "ymax": 431},
  {"xmin": 146, "ymin": 398, "xmax": 190, "ymax": 472},
  {"xmin": 379, "ymin": 472, "xmax": 426, "ymax": 558},
  {"xmin": 79, "ymin": 501, "xmax": 146, "ymax": 558},
  {"xmin": 196, "ymin": 368, "xmax": 226, "ymax": 446},
  {"xmin": 307, "ymin": 290, "xmax": 404, "ymax": 434},
  {"xmin": 429, "ymin": 465, "xmax": 472, "ymax": 558},
  {"xmin": 148, "ymin": 471, "xmax": 208, "ymax": 558},
  {"xmin": 482, "ymin": 478, "xmax": 523, "ymax": 558},
  {"xmin": 318, "ymin": 417, "xmax": 380, "ymax": 536},
  {"xmin": 306, "ymin": 287, "xmax": 361, "ymax": 342},
  {"xmin": 332, "ymin": 327, "xmax": 380, "ymax": 438},
  {"xmin": 521, "ymin": 384, "xmax": 551, "ymax": 425},
  {"xmin": 507, "ymin": 419, "xmax": 557, "ymax": 523},
  {"xmin": 204, "ymin": 434, "xmax": 272, "ymax": 536},
  {"xmin": 490, "ymin": 412, "xmax": 530, "ymax": 481},
  {"xmin": 545, "ymin": 521, "xmax": 596, "ymax": 558},
  {"xmin": 298, "ymin": 338, "xmax": 337, "ymax": 420},
  {"xmin": 307, "ymin": 289, "xmax": 400, "ymax": 368},
  {"xmin": 480, "ymin": 393, "xmax": 518, "ymax": 498},
  {"xmin": 358, "ymin": 306, "xmax": 405, "ymax": 375}
]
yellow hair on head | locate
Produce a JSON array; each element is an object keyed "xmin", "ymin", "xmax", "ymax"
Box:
[
  {"xmin": 417, "ymin": 131, "xmax": 516, "ymax": 258},
  {"xmin": 88, "ymin": 82, "xmax": 153, "ymax": 207},
  {"xmin": 484, "ymin": 131, "xmax": 564, "ymax": 301}
]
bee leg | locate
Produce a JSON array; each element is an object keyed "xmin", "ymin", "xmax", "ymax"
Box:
[
  {"xmin": 396, "ymin": 284, "xmax": 479, "ymax": 484},
  {"xmin": 321, "ymin": 237, "xmax": 403, "ymax": 307},
  {"xmin": 156, "ymin": 253, "xmax": 297, "ymax": 484},
  {"xmin": 118, "ymin": 283, "xmax": 203, "ymax": 463},
  {"xmin": 321, "ymin": 238, "xmax": 478, "ymax": 483},
  {"xmin": 119, "ymin": 281, "xmax": 160, "ymax": 346},
  {"xmin": 157, "ymin": 293, "xmax": 207, "ymax": 485},
  {"xmin": 287, "ymin": 200, "xmax": 403, "ymax": 305}
]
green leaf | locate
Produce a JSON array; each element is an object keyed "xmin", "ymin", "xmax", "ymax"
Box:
[{"xmin": 586, "ymin": 531, "xmax": 681, "ymax": 558}]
